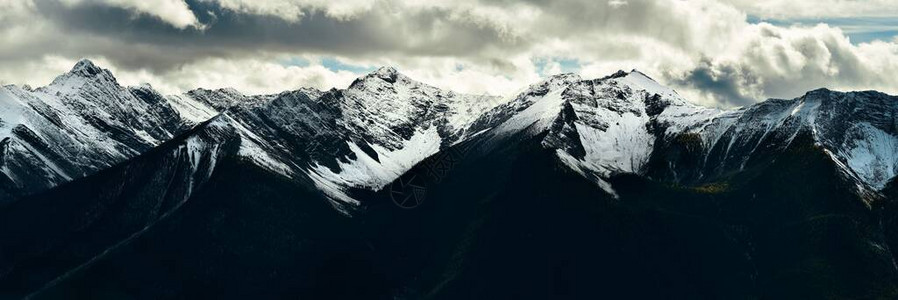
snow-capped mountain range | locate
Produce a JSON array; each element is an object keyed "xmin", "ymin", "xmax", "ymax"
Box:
[
  {"xmin": 0, "ymin": 60, "xmax": 190, "ymax": 200},
  {"xmin": 4, "ymin": 59, "xmax": 898, "ymax": 299},
  {"xmin": 478, "ymin": 69, "xmax": 898, "ymax": 198},
  {"xmin": 1, "ymin": 59, "xmax": 896, "ymax": 212}
]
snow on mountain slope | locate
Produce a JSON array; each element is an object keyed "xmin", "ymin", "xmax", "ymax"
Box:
[
  {"xmin": 164, "ymin": 93, "xmax": 219, "ymax": 124},
  {"xmin": 338, "ymin": 67, "xmax": 503, "ymax": 148},
  {"xmin": 483, "ymin": 73, "xmax": 582, "ymax": 137},
  {"xmin": 555, "ymin": 76, "xmax": 656, "ymax": 176},
  {"xmin": 484, "ymin": 70, "xmax": 898, "ymax": 196},
  {"xmin": 310, "ymin": 127, "xmax": 442, "ymax": 189},
  {"xmin": 311, "ymin": 68, "xmax": 503, "ymax": 193},
  {"xmin": 181, "ymin": 87, "xmax": 276, "ymax": 111},
  {"xmin": 3, "ymin": 60, "xmax": 895, "ymax": 212},
  {"xmin": 307, "ymin": 127, "xmax": 443, "ymax": 208},
  {"xmin": 0, "ymin": 60, "xmax": 218, "ymax": 199},
  {"xmin": 841, "ymin": 123, "xmax": 898, "ymax": 189},
  {"xmin": 475, "ymin": 70, "xmax": 717, "ymax": 195},
  {"xmin": 684, "ymin": 89, "xmax": 898, "ymax": 190},
  {"xmin": 199, "ymin": 67, "xmax": 505, "ymax": 212}
]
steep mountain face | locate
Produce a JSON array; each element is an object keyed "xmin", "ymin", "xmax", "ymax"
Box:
[
  {"xmin": 302, "ymin": 68, "xmax": 503, "ymax": 208},
  {"xmin": 473, "ymin": 70, "xmax": 724, "ymax": 195},
  {"xmin": 333, "ymin": 72, "xmax": 898, "ymax": 298},
  {"xmin": 0, "ymin": 60, "xmax": 235, "ymax": 201},
  {"xmin": 1, "ymin": 61, "xmax": 898, "ymax": 298},
  {"xmin": 475, "ymin": 70, "xmax": 898, "ymax": 198},
  {"xmin": 0, "ymin": 118, "xmax": 255, "ymax": 299},
  {"xmin": 210, "ymin": 67, "xmax": 504, "ymax": 212},
  {"xmin": 0, "ymin": 116, "xmax": 391, "ymax": 299},
  {"xmin": 6, "ymin": 92, "xmax": 896, "ymax": 299},
  {"xmin": 0, "ymin": 61, "xmax": 505, "ymax": 212},
  {"xmin": 352, "ymin": 119, "xmax": 898, "ymax": 299},
  {"xmin": 174, "ymin": 87, "xmax": 275, "ymax": 112},
  {"xmin": 662, "ymin": 88, "xmax": 898, "ymax": 191}
]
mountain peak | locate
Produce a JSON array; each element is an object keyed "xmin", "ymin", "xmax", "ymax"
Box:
[
  {"xmin": 349, "ymin": 66, "xmax": 411, "ymax": 89},
  {"xmin": 804, "ymin": 87, "xmax": 836, "ymax": 96},
  {"xmin": 372, "ymin": 66, "xmax": 399, "ymax": 76},
  {"xmin": 546, "ymin": 72, "xmax": 580, "ymax": 80},
  {"xmin": 537, "ymin": 73, "xmax": 582, "ymax": 90},
  {"xmin": 47, "ymin": 59, "xmax": 119, "ymax": 90},
  {"xmin": 59, "ymin": 59, "xmax": 117, "ymax": 83},
  {"xmin": 606, "ymin": 70, "xmax": 630, "ymax": 79},
  {"xmin": 70, "ymin": 59, "xmax": 106, "ymax": 76},
  {"xmin": 366, "ymin": 66, "xmax": 404, "ymax": 84},
  {"xmin": 603, "ymin": 69, "xmax": 688, "ymax": 104},
  {"xmin": 602, "ymin": 69, "xmax": 655, "ymax": 82},
  {"xmin": 628, "ymin": 69, "xmax": 653, "ymax": 79}
]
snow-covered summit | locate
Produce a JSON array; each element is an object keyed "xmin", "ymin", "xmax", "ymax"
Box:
[
  {"xmin": 45, "ymin": 59, "xmax": 120, "ymax": 93},
  {"xmin": 0, "ymin": 60, "xmax": 219, "ymax": 200},
  {"xmin": 68, "ymin": 59, "xmax": 110, "ymax": 77},
  {"xmin": 478, "ymin": 69, "xmax": 897, "ymax": 197},
  {"xmin": 348, "ymin": 66, "xmax": 404, "ymax": 89},
  {"xmin": 342, "ymin": 67, "xmax": 502, "ymax": 146},
  {"xmin": 370, "ymin": 66, "xmax": 401, "ymax": 81},
  {"xmin": 214, "ymin": 67, "xmax": 506, "ymax": 211},
  {"xmin": 618, "ymin": 69, "xmax": 686, "ymax": 103}
]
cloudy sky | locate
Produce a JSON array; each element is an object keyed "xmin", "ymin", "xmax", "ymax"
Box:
[{"xmin": 2, "ymin": 0, "xmax": 898, "ymax": 107}]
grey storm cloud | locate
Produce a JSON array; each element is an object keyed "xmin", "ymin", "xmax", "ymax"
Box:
[
  {"xmin": 672, "ymin": 59, "xmax": 760, "ymax": 107},
  {"xmin": 26, "ymin": 0, "xmax": 526, "ymax": 71},
  {"xmin": 20, "ymin": 0, "xmax": 733, "ymax": 72}
]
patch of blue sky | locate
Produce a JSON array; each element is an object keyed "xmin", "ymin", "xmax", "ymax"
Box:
[
  {"xmin": 558, "ymin": 59, "xmax": 581, "ymax": 73},
  {"xmin": 320, "ymin": 57, "xmax": 376, "ymax": 73},
  {"xmin": 747, "ymin": 16, "xmax": 898, "ymax": 44},
  {"xmin": 533, "ymin": 57, "xmax": 582, "ymax": 76}
]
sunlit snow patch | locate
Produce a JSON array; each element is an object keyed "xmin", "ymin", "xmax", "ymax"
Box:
[{"xmin": 307, "ymin": 127, "xmax": 442, "ymax": 211}]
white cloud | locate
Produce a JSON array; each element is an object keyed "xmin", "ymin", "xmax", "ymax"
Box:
[
  {"xmin": 395, "ymin": 55, "xmax": 542, "ymax": 96},
  {"xmin": 0, "ymin": 54, "xmax": 362, "ymax": 96},
  {"xmin": 3, "ymin": 0, "xmax": 898, "ymax": 109},
  {"xmin": 119, "ymin": 57, "xmax": 362, "ymax": 95},
  {"xmin": 608, "ymin": 0, "xmax": 628, "ymax": 8},
  {"xmin": 0, "ymin": 55, "xmax": 79, "ymax": 87},
  {"xmin": 116, "ymin": 54, "xmax": 539, "ymax": 98}
]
